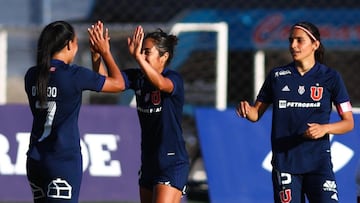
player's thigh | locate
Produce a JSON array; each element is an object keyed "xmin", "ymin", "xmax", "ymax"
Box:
[
  {"xmin": 27, "ymin": 155, "xmax": 82, "ymax": 203},
  {"xmin": 161, "ymin": 161, "xmax": 189, "ymax": 192},
  {"xmin": 304, "ymin": 171, "xmax": 338, "ymax": 203},
  {"xmin": 26, "ymin": 158, "xmax": 47, "ymax": 202},
  {"xmin": 272, "ymin": 170, "xmax": 305, "ymax": 203},
  {"xmin": 46, "ymin": 155, "xmax": 83, "ymax": 203},
  {"xmin": 153, "ymin": 183, "xmax": 182, "ymax": 203},
  {"xmin": 139, "ymin": 186, "xmax": 153, "ymax": 203}
]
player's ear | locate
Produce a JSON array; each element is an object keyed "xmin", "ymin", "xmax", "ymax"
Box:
[
  {"xmin": 66, "ymin": 40, "xmax": 71, "ymax": 51},
  {"xmin": 313, "ymin": 40, "xmax": 320, "ymax": 51},
  {"xmin": 161, "ymin": 52, "xmax": 169, "ymax": 64}
]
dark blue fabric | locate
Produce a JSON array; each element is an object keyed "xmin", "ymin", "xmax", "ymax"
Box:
[
  {"xmin": 257, "ymin": 62, "xmax": 350, "ymax": 173},
  {"xmin": 122, "ymin": 68, "xmax": 189, "ymax": 190}
]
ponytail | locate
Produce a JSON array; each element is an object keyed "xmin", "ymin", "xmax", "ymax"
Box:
[{"xmin": 35, "ymin": 21, "xmax": 75, "ymax": 107}]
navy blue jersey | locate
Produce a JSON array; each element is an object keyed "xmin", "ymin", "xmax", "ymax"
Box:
[
  {"xmin": 257, "ymin": 62, "xmax": 350, "ymax": 173},
  {"xmin": 122, "ymin": 68, "xmax": 189, "ymax": 172},
  {"xmin": 24, "ymin": 59, "xmax": 105, "ymax": 160}
]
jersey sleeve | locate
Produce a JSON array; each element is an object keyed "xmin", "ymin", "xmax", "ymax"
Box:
[
  {"xmin": 256, "ymin": 71, "xmax": 273, "ymax": 104},
  {"xmin": 72, "ymin": 65, "xmax": 105, "ymax": 92},
  {"xmin": 331, "ymin": 71, "xmax": 351, "ymax": 104},
  {"xmin": 164, "ymin": 70, "xmax": 184, "ymax": 97},
  {"xmin": 331, "ymin": 71, "xmax": 352, "ymax": 114}
]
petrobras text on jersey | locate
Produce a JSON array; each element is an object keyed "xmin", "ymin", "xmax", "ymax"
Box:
[
  {"xmin": 279, "ymin": 100, "xmax": 321, "ymax": 108},
  {"xmin": 0, "ymin": 132, "xmax": 122, "ymax": 177}
]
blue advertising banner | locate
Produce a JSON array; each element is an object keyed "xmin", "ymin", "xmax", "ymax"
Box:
[
  {"xmin": 195, "ymin": 108, "xmax": 360, "ymax": 203},
  {"xmin": 0, "ymin": 105, "xmax": 141, "ymax": 202},
  {"xmin": 179, "ymin": 9, "xmax": 360, "ymax": 50}
]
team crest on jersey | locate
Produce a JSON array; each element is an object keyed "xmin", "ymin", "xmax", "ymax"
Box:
[
  {"xmin": 298, "ymin": 86, "xmax": 305, "ymax": 95},
  {"xmin": 151, "ymin": 91, "xmax": 161, "ymax": 105},
  {"xmin": 310, "ymin": 85, "xmax": 323, "ymax": 101}
]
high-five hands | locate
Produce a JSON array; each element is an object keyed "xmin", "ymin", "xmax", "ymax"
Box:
[
  {"xmin": 128, "ymin": 25, "xmax": 144, "ymax": 60},
  {"xmin": 88, "ymin": 20, "xmax": 110, "ymax": 55}
]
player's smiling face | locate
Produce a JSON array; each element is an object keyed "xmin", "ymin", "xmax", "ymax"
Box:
[
  {"xmin": 289, "ymin": 28, "xmax": 319, "ymax": 63},
  {"xmin": 142, "ymin": 38, "xmax": 167, "ymax": 72}
]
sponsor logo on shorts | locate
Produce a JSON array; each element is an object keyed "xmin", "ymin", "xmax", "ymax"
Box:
[
  {"xmin": 48, "ymin": 178, "xmax": 72, "ymax": 199},
  {"xmin": 29, "ymin": 182, "xmax": 45, "ymax": 199}
]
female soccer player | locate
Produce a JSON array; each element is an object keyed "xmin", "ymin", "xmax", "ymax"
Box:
[
  {"xmin": 236, "ymin": 21, "xmax": 354, "ymax": 203},
  {"xmin": 24, "ymin": 20, "xmax": 122, "ymax": 203},
  {"xmin": 93, "ymin": 26, "xmax": 189, "ymax": 203}
]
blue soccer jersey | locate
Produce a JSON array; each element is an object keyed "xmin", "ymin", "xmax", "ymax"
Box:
[
  {"xmin": 257, "ymin": 62, "xmax": 351, "ymax": 173},
  {"xmin": 24, "ymin": 59, "xmax": 106, "ymax": 160},
  {"xmin": 122, "ymin": 68, "xmax": 189, "ymax": 190}
]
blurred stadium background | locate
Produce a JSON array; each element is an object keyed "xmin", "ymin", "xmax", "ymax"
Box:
[{"xmin": 1, "ymin": 0, "xmax": 360, "ymax": 203}]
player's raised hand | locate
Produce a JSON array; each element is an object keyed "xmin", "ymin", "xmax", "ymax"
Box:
[
  {"xmin": 128, "ymin": 25, "xmax": 144, "ymax": 60},
  {"xmin": 88, "ymin": 21, "xmax": 110, "ymax": 55}
]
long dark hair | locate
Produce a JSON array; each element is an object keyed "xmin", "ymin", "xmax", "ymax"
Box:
[
  {"xmin": 145, "ymin": 29, "xmax": 178, "ymax": 66},
  {"xmin": 291, "ymin": 21, "xmax": 325, "ymax": 63},
  {"xmin": 36, "ymin": 20, "xmax": 75, "ymax": 106}
]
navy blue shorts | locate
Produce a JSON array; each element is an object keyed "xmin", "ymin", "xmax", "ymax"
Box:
[
  {"xmin": 139, "ymin": 161, "xmax": 189, "ymax": 193},
  {"xmin": 272, "ymin": 167, "xmax": 338, "ymax": 203},
  {"xmin": 26, "ymin": 154, "xmax": 82, "ymax": 203}
]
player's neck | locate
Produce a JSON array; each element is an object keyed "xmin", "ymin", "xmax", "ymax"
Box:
[{"xmin": 295, "ymin": 60, "xmax": 316, "ymax": 76}]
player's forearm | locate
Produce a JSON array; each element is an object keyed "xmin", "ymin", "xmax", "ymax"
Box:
[
  {"xmin": 101, "ymin": 52, "xmax": 125, "ymax": 92},
  {"xmin": 137, "ymin": 58, "xmax": 173, "ymax": 93},
  {"xmin": 240, "ymin": 101, "xmax": 268, "ymax": 122},
  {"xmin": 247, "ymin": 108, "xmax": 269, "ymax": 122},
  {"xmin": 243, "ymin": 106, "xmax": 260, "ymax": 122},
  {"xmin": 91, "ymin": 52, "xmax": 108, "ymax": 76},
  {"xmin": 102, "ymin": 52, "xmax": 120, "ymax": 77},
  {"xmin": 325, "ymin": 119, "xmax": 354, "ymax": 135}
]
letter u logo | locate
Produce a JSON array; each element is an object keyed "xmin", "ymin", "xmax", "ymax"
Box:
[
  {"xmin": 279, "ymin": 189, "xmax": 292, "ymax": 203},
  {"xmin": 310, "ymin": 86, "xmax": 323, "ymax": 101},
  {"xmin": 151, "ymin": 91, "xmax": 161, "ymax": 105}
]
